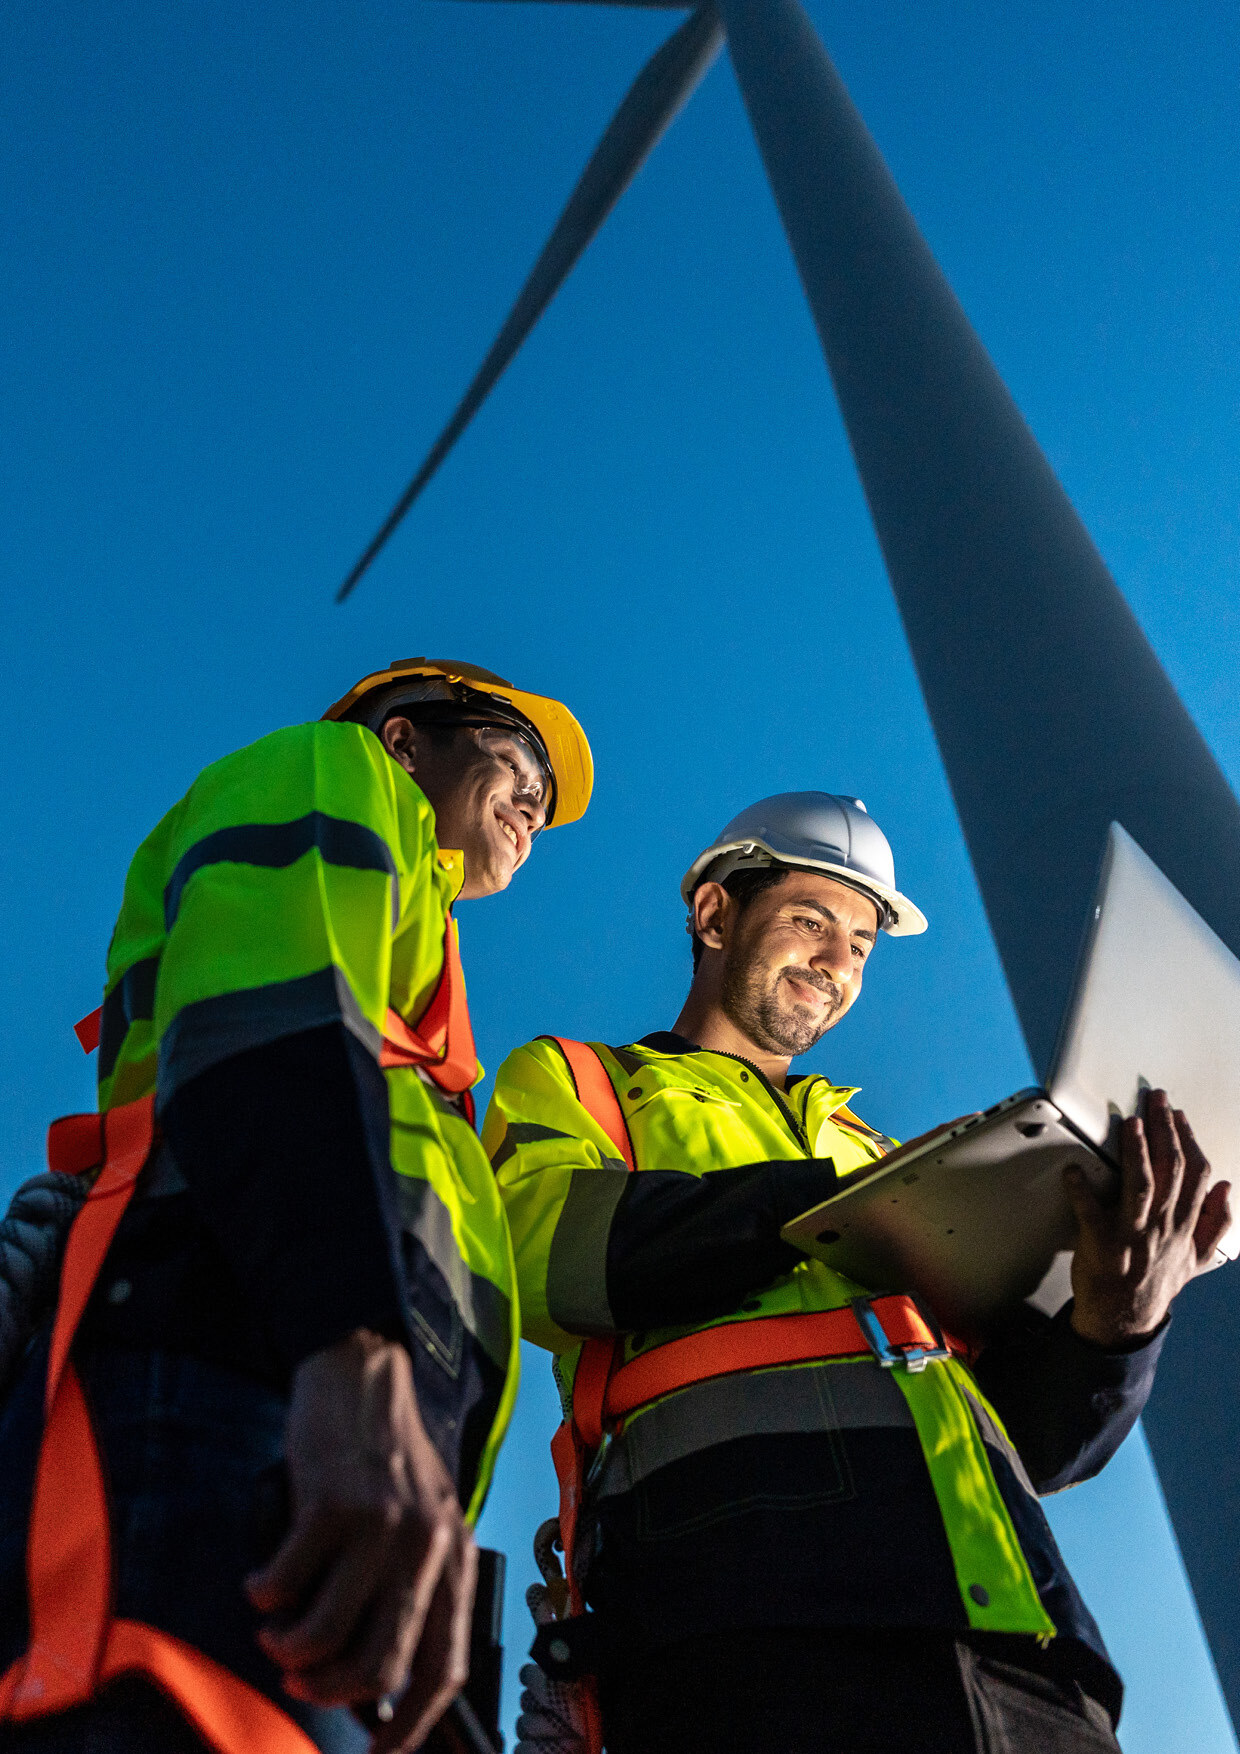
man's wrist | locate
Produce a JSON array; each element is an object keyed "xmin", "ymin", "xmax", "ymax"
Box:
[{"xmin": 1068, "ymin": 1299, "xmax": 1170, "ymax": 1353}]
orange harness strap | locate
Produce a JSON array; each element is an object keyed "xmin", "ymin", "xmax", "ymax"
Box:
[
  {"xmin": 602, "ymin": 1300, "xmax": 951, "ymax": 1423},
  {"xmin": 34, "ymin": 917, "xmax": 477, "ymax": 1747},
  {"xmin": 544, "ymin": 1039, "xmax": 636, "ymax": 1754},
  {"xmin": 551, "ymin": 1039, "xmax": 635, "ymax": 1173},
  {"xmin": 379, "ymin": 916, "xmax": 479, "ymax": 1115},
  {"xmin": 549, "ymin": 1039, "xmax": 632, "ymax": 1456},
  {"xmin": 0, "ymin": 1095, "xmax": 318, "ymax": 1752}
]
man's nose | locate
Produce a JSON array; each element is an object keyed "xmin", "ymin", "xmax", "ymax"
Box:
[
  {"xmin": 517, "ymin": 792, "xmax": 547, "ymax": 834},
  {"xmin": 810, "ymin": 929, "xmax": 854, "ymax": 983}
]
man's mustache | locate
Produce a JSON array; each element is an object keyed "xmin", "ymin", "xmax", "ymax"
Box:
[{"xmin": 780, "ymin": 967, "xmax": 843, "ymax": 1010}]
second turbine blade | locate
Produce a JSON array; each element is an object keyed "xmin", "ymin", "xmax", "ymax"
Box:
[{"xmin": 337, "ymin": 4, "xmax": 724, "ymax": 601}]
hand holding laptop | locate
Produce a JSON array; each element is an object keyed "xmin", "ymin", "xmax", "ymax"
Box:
[
  {"xmin": 781, "ymin": 825, "xmax": 1240, "ymax": 1332},
  {"xmin": 1067, "ymin": 1089, "xmax": 1233, "ymax": 1347}
]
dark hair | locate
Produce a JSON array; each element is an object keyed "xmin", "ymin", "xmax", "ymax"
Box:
[
  {"xmin": 378, "ymin": 704, "xmax": 459, "ymax": 751},
  {"xmin": 352, "ymin": 682, "xmax": 556, "ymax": 814},
  {"xmin": 690, "ymin": 865, "xmax": 793, "ymax": 972}
]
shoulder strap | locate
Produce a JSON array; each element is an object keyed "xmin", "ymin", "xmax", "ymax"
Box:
[
  {"xmin": 381, "ymin": 915, "xmax": 478, "ymax": 1097},
  {"xmin": 546, "ymin": 1039, "xmax": 633, "ymax": 1451},
  {"xmin": 549, "ymin": 1038, "xmax": 635, "ymax": 1172}
]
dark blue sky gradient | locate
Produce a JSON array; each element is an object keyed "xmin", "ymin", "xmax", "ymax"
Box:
[{"xmin": 3, "ymin": 3, "xmax": 1239, "ymax": 1745}]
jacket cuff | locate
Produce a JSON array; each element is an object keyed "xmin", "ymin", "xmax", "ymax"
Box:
[{"xmin": 1053, "ymin": 1297, "xmax": 1168, "ymax": 1393}]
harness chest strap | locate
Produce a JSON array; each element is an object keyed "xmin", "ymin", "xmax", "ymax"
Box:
[{"xmin": 0, "ymin": 1094, "xmax": 319, "ymax": 1752}]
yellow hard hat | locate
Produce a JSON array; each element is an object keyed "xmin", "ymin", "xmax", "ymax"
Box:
[{"xmin": 323, "ymin": 657, "xmax": 593, "ymax": 828}]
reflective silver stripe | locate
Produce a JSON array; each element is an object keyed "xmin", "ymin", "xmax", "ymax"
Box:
[
  {"xmin": 490, "ymin": 1121, "xmax": 576, "ymax": 1175},
  {"xmin": 99, "ymin": 955, "xmax": 161, "ymax": 1082},
  {"xmin": 164, "ymin": 813, "xmax": 398, "ymax": 933},
  {"xmin": 394, "ymin": 1175, "xmax": 512, "ymax": 1373},
  {"xmin": 593, "ymin": 1356, "xmax": 915, "ymax": 1498},
  {"xmin": 960, "ymin": 1383, "xmax": 1038, "ymax": 1501},
  {"xmin": 546, "ymin": 1164, "xmax": 629, "ymax": 1337},
  {"xmin": 157, "ymin": 967, "xmax": 382, "ymax": 1107}
]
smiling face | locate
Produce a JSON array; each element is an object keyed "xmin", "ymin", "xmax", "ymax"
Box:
[
  {"xmin": 380, "ymin": 715, "xmax": 549, "ymax": 898},
  {"xmin": 706, "ymin": 869, "xmax": 879, "ymax": 1057}
]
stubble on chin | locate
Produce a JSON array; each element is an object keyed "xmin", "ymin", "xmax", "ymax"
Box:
[{"xmin": 722, "ymin": 963, "xmax": 840, "ymax": 1058}]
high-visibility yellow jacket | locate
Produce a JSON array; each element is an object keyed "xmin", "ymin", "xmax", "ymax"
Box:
[
  {"xmin": 96, "ymin": 718, "xmax": 519, "ymax": 1519},
  {"xmin": 485, "ymin": 1030, "xmax": 1161, "ymax": 1710}
]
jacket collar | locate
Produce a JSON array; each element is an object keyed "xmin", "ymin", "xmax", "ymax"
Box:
[{"xmin": 635, "ymin": 1032, "xmax": 859, "ymax": 1119}]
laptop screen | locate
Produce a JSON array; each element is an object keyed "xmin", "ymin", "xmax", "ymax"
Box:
[{"xmin": 1049, "ymin": 823, "xmax": 1240, "ymax": 1205}]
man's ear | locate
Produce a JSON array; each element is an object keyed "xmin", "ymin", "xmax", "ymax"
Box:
[
  {"xmin": 692, "ymin": 882, "xmax": 731, "ymax": 954},
  {"xmin": 379, "ymin": 715, "xmax": 419, "ymax": 777}
]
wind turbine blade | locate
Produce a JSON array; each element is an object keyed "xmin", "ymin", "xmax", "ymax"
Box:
[
  {"xmin": 442, "ymin": 1, "xmax": 694, "ymax": 8},
  {"xmin": 337, "ymin": 4, "xmax": 723, "ymax": 602},
  {"xmin": 720, "ymin": 0, "xmax": 1240, "ymax": 1720}
]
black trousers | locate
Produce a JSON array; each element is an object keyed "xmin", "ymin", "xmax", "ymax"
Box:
[{"xmin": 598, "ymin": 1630, "xmax": 1120, "ymax": 1754}]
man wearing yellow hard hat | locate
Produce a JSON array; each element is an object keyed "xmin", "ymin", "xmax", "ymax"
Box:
[{"xmin": 0, "ymin": 659, "xmax": 591, "ymax": 1754}]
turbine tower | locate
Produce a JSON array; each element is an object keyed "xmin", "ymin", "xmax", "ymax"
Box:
[{"xmin": 339, "ymin": 0, "xmax": 1240, "ymax": 1717}]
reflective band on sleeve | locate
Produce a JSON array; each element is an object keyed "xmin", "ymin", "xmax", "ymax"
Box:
[
  {"xmin": 98, "ymin": 957, "xmax": 161, "ymax": 1082},
  {"xmin": 164, "ymin": 814, "xmax": 398, "ymax": 932},
  {"xmin": 156, "ymin": 968, "xmax": 382, "ymax": 1107},
  {"xmin": 594, "ymin": 1357, "xmax": 915, "ymax": 1498},
  {"xmin": 489, "ymin": 1122, "xmax": 576, "ymax": 1175},
  {"xmin": 959, "ymin": 1383, "xmax": 1039, "ymax": 1503},
  {"xmin": 546, "ymin": 1164, "xmax": 629, "ymax": 1337},
  {"xmin": 394, "ymin": 1175, "xmax": 513, "ymax": 1373}
]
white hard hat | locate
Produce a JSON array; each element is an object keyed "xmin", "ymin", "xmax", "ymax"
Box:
[{"xmin": 680, "ymin": 792, "xmax": 928, "ymax": 937}]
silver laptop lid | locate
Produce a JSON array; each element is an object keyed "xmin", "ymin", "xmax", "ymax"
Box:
[{"xmin": 1049, "ymin": 822, "xmax": 1240, "ymax": 1196}]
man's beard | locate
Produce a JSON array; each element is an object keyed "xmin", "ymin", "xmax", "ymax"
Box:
[{"xmin": 720, "ymin": 958, "xmax": 843, "ymax": 1057}]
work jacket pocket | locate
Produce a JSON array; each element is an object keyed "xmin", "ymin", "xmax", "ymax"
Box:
[
  {"xmin": 633, "ymin": 1425, "xmax": 856, "ymax": 1541},
  {"xmin": 623, "ymin": 1082, "xmax": 740, "ymax": 1121}
]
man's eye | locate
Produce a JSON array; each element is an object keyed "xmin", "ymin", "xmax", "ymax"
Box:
[
  {"xmin": 852, "ymin": 943, "xmax": 868, "ymax": 959},
  {"xmin": 796, "ymin": 916, "xmax": 821, "ymax": 932},
  {"xmin": 507, "ymin": 759, "xmax": 543, "ymax": 801}
]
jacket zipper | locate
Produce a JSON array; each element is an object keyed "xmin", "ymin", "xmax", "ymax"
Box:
[{"xmin": 695, "ymin": 1047, "xmax": 815, "ymax": 1157}]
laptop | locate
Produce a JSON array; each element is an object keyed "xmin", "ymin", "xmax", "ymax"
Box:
[{"xmin": 781, "ymin": 823, "xmax": 1240, "ymax": 1333}]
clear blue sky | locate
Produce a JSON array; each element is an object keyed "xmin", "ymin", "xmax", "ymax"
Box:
[{"xmin": 4, "ymin": 2, "xmax": 1239, "ymax": 1747}]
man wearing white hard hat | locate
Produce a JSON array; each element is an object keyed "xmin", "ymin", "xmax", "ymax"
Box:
[{"xmin": 485, "ymin": 793, "xmax": 1219, "ymax": 1754}]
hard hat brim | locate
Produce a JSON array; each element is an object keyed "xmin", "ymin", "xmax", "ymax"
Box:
[
  {"xmin": 680, "ymin": 838, "xmax": 928, "ymax": 936},
  {"xmin": 324, "ymin": 660, "xmax": 594, "ymax": 827}
]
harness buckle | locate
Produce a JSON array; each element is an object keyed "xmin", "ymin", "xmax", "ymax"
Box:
[{"xmin": 850, "ymin": 1294, "xmax": 951, "ymax": 1373}]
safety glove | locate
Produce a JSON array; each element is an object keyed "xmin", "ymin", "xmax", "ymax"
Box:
[
  {"xmin": 0, "ymin": 1171, "xmax": 86, "ymax": 1397},
  {"xmin": 514, "ymin": 1519, "xmax": 593, "ymax": 1754}
]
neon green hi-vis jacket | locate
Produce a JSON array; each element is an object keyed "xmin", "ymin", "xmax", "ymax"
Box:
[
  {"xmin": 92, "ymin": 718, "xmax": 518, "ymax": 1520},
  {"xmin": 484, "ymin": 1031, "xmax": 1162, "ymax": 1712}
]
